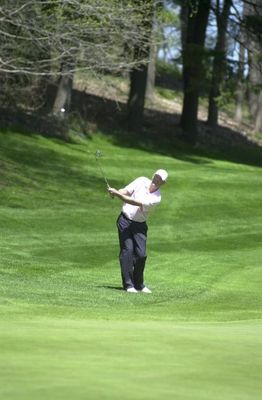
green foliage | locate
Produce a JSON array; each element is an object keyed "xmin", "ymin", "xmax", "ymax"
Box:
[
  {"xmin": 156, "ymin": 59, "xmax": 183, "ymax": 91},
  {"xmin": 215, "ymin": 87, "xmax": 236, "ymax": 109},
  {"xmin": 156, "ymin": 59, "xmax": 182, "ymax": 77},
  {"xmin": 157, "ymin": 5, "xmax": 180, "ymax": 26},
  {"xmin": 156, "ymin": 86, "xmax": 182, "ymax": 100},
  {"xmin": 157, "ymin": 87, "xmax": 176, "ymax": 99}
]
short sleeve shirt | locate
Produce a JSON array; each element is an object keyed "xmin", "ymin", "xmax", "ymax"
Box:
[{"xmin": 122, "ymin": 177, "xmax": 161, "ymax": 222}]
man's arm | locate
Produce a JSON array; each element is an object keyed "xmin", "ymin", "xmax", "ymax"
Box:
[
  {"xmin": 118, "ymin": 188, "xmax": 130, "ymax": 196},
  {"xmin": 108, "ymin": 187, "xmax": 142, "ymax": 207}
]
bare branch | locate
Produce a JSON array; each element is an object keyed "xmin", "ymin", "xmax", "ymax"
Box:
[{"xmin": 0, "ymin": 0, "xmax": 159, "ymax": 75}]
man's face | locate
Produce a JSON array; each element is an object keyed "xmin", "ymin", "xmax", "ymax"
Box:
[{"xmin": 149, "ymin": 174, "xmax": 165, "ymax": 192}]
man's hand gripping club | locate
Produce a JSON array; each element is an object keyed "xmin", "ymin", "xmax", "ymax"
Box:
[{"xmin": 107, "ymin": 187, "xmax": 142, "ymax": 207}]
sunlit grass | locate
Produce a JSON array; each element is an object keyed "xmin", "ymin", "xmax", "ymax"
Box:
[{"xmin": 0, "ymin": 129, "xmax": 262, "ymax": 399}]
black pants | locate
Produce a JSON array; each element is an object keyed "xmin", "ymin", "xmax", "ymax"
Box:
[{"xmin": 117, "ymin": 213, "xmax": 148, "ymax": 290}]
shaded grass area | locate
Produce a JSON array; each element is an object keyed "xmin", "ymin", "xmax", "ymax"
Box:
[{"xmin": 0, "ymin": 129, "xmax": 262, "ymax": 399}]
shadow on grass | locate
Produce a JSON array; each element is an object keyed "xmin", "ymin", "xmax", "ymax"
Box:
[
  {"xmin": 1, "ymin": 88, "xmax": 262, "ymax": 168},
  {"xmin": 98, "ymin": 285, "xmax": 124, "ymax": 291},
  {"xmin": 0, "ymin": 128, "xmax": 120, "ymax": 195},
  {"xmin": 70, "ymin": 89, "xmax": 262, "ymax": 168}
]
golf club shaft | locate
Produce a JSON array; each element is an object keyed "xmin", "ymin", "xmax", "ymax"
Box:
[
  {"xmin": 95, "ymin": 151, "xmax": 114, "ymax": 198},
  {"xmin": 96, "ymin": 159, "xmax": 109, "ymax": 188}
]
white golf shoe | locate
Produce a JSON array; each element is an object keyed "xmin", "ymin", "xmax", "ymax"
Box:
[
  {"xmin": 126, "ymin": 287, "xmax": 138, "ymax": 293},
  {"xmin": 141, "ymin": 287, "xmax": 152, "ymax": 293}
]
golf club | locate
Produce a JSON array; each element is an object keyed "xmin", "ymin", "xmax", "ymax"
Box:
[{"xmin": 95, "ymin": 149, "xmax": 111, "ymax": 192}]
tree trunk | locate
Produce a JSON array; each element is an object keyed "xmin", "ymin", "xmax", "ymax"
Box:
[
  {"xmin": 127, "ymin": 60, "xmax": 149, "ymax": 132},
  {"xmin": 126, "ymin": 0, "xmax": 154, "ymax": 133},
  {"xmin": 245, "ymin": 0, "xmax": 262, "ymax": 132},
  {"xmin": 234, "ymin": 41, "xmax": 245, "ymax": 124},
  {"xmin": 52, "ymin": 64, "xmax": 74, "ymax": 117},
  {"xmin": 146, "ymin": 7, "xmax": 158, "ymax": 101},
  {"xmin": 247, "ymin": 45, "xmax": 262, "ymax": 132},
  {"xmin": 180, "ymin": 1, "xmax": 188, "ymax": 54},
  {"xmin": 146, "ymin": 41, "xmax": 157, "ymax": 100},
  {"xmin": 254, "ymin": 90, "xmax": 262, "ymax": 132},
  {"xmin": 180, "ymin": 0, "xmax": 211, "ymax": 144},
  {"xmin": 207, "ymin": 0, "xmax": 231, "ymax": 127}
]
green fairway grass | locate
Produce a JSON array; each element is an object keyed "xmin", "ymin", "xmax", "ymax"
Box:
[{"xmin": 0, "ymin": 129, "xmax": 262, "ymax": 399}]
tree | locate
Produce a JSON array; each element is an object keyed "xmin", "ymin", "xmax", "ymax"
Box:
[
  {"xmin": 244, "ymin": 0, "xmax": 262, "ymax": 132},
  {"xmin": 126, "ymin": 0, "xmax": 156, "ymax": 132},
  {"xmin": 52, "ymin": 62, "xmax": 75, "ymax": 116},
  {"xmin": 146, "ymin": 12, "xmax": 159, "ymax": 100},
  {"xmin": 0, "ymin": 1, "xmax": 156, "ymax": 112},
  {"xmin": 180, "ymin": 0, "xmax": 211, "ymax": 143},
  {"xmin": 234, "ymin": 39, "xmax": 245, "ymax": 124},
  {"xmin": 207, "ymin": 0, "xmax": 232, "ymax": 127}
]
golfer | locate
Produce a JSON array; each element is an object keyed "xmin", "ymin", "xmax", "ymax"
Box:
[{"xmin": 108, "ymin": 169, "xmax": 168, "ymax": 293}]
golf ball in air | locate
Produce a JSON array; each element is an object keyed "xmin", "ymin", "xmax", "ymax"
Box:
[{"xmin": 61, "ymin": 108, "xmax": 65, "ymax": 112}]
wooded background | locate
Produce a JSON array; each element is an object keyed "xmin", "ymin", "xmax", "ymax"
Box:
[{"xmin": 0, "ymin": 0, "xmax": 261, "ymax": 144}]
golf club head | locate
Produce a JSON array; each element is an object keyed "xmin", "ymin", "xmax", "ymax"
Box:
[{"xmin": 95, "ymin": 149, "xmax": 102, "ymax": 159}]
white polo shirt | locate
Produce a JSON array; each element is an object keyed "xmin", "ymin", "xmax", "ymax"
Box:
[{"xmin": 122, "ymin": 177, "xmax": 161, "ymax": 222}]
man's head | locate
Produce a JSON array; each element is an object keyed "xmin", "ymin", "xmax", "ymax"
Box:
[{"xmin": 150, "ymin": 169, "xmax": 168, "ymax": 192}]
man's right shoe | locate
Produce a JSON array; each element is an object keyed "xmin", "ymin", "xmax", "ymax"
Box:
[
  {"xmin": 141, "ymin": 287, "xmax": 152, "ymax": 293},
  {"xmin": 126, "ymin": 287, "xmax": 138, "ymax": 293}
]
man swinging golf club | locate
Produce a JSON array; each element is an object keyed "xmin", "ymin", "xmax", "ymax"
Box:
[{"xmin": 108, "ymin": 169, "xmax": 168, "ymax": 293}]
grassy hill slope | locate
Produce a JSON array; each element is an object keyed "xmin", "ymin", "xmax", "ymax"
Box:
[{"xmin": 0, "ymin": 129, "xmax": 262, "ymax": 399}]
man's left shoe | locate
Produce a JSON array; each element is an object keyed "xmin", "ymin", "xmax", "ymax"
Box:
[
  {"xmin": 141, "ymin": 287, "xmax": 152, "ymax": 293},
  {"xmin": 126, "ymin": 287, "xmax": 138, "ymax": 293}
]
